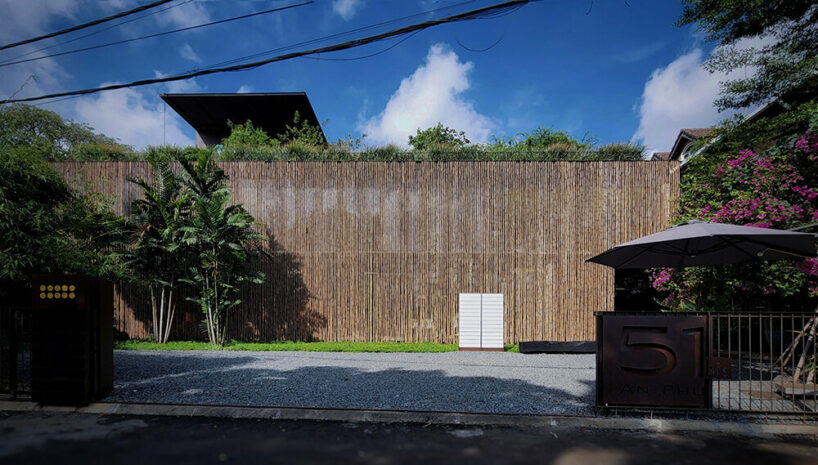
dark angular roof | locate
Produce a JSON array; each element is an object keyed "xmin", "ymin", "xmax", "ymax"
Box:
[
  {"xmin": 160, "ymin": 92, "xmax": 324, "ymax": 144},
  {"xmin": 651, "ymin": 152, "xmax": 671, "ymax": 161},
  {"xmin": 667, "ymin": 128, "xmax": 713, "ymax": 160}
]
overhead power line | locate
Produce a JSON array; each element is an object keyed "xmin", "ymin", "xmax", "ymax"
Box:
[
  {"xmin": 28, "ymin": 0, "xmax": 488, "ymax": 107},
  {"xmin": 0, "ymin": 0, "xmax": 176, "ymax": 51},
  {"xmin": 301, "ymin": 30, "xmax": 423, "ymax": 62},
  {"xmin": 176, "ymin": 0, "xmax": 484, "ymax": 76},
  {"xmin": 4, "ymin": 0, "xmax": 529, "ymax": 105},
  {"xmin": 0, "ymin": 0, "xmax": 193, "ymax": 65},
  {"xmin": 0, "ymin": 1, "xmax": 314, "ymax": 69}
]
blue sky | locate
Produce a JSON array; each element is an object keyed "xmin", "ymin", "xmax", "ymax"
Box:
[{"xmin": 0, "ymin": 0, "xmax": 749, "ymax": 154}]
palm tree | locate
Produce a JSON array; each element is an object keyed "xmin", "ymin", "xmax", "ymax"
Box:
[
  {"xmin": 179, "ymin": 150, "xmax": 265, "ymax": 345},
  {"xmin": 128, "ymin": 148, "xmax": 190, "ymax": 343}
]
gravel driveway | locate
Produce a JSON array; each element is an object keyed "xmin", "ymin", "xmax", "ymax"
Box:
[{"xmin": 106, "ymin": 351, "xmax": 595, "ymax": 415}]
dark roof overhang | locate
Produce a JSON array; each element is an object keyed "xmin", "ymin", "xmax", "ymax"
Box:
[{"xmin": 160, "ymin": 92, "xmax": 324, "ymax": 144}]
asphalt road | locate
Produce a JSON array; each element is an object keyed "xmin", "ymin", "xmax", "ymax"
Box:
[{"xmin": 1, "ymin": 411, "xmax": 817, "ymax": 465}]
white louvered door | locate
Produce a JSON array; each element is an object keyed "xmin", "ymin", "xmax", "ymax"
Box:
[
  {"xmin": 459, "ymin": 293, "xmax": 504, "ymax": 350},
  {"xmin": 480, "ymin": 293, "xmax": 504, "ymax": 349},
  {"xmin": 458, "ymin": 293, "xmax": 482, "ymax": 349}
]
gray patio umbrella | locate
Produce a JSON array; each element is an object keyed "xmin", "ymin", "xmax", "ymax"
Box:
[{"xmin": 586, "ymin": 220, "xmax": 817, "ymax": 269}]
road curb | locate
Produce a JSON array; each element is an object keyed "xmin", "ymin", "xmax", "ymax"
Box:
[{"xmin": 2, "ymin": 400, "xmax": 817, "ymax": 436}]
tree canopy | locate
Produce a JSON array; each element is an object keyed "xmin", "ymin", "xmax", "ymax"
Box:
[
  {"xmin": 408, "ymin": 123, "xmax": 470, "ymax": 151},
  {"xmin": 0, "ymin": 146, "xmax": 127, "ymax": 283},
  {"xmin": 0, "ymin": 104, "xmax": 131, "ymax": 160},
  {"xmin": 678, "ymin": 0, "xmax": 818, "ymax": 110},
  {"xmin": 652, "ymin": 3, "xmax": 818, "ymax": 312}
]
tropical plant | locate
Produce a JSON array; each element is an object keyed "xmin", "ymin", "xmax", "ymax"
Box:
[
  {"xmin": 179, "ymin": 150, "xmax": 265, "ymax": 345},
  {"xmin": 408, "ymin": 123, "xmax": 470, "ymax": 151},
  {"xmin": 652, "ymin": 130, "xmax": 818, "ymax": 311},
  {"xmin": 0, "ymin": 145, "xmax": 127, "ymax": 285},
  {"xmin": 220, "ymin": 119, "xmax": 280, "ymax": 161},
  {"xmin": 494, "ymin": 127, "xmax": 594, "ymax": 151},
  {"xmin": 277, "ymin": 111, "xmax": 326, "ymax": 147},
  {"xmin": 595, "ymin": 142, "xmax": 646, "ymax": 161},
  {"xmin": 485, "ymin": 127, "xmax": 627, "ymax": 161},
  {"xmin": 127, "ymin": 147, "xmax": 191, "ymax": 343},
  {"xmin": 215, "ymin": 120, "xmax": 645, "ymax": 162}
]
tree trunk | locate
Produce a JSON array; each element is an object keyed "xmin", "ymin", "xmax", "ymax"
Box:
[
  {"xmin": 150, "ymin": 286, "xmax": 158, "ymax": 343},
  {"xmin": 163, "ymin": 289, "xmax": 175, "ymax": 344},
  {"xmin": 158, "ymin": 286, "xmax": 165, "ymax": 344},
  {"xmin": 204, "ymin": 275, "xmax": 216, "ymax": 345}
]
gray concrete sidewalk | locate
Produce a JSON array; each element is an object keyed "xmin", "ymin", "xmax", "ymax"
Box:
[{"xmin": 106, "ymin": 350, "xmax": 596, "ymax": 415}]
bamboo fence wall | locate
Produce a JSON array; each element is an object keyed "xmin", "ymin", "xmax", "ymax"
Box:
[{"xmin": 56, "ymin": 161, "xmax": 679, "ymax": 343}]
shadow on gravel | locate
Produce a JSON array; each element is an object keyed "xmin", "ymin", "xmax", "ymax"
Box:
[
  {"xmin": 112, "ymin": 353, "xmax": 259, "ymax": 384},
  {"xmin": 108, "ymin": 352, "xmax": 594, "ymax": 415}
]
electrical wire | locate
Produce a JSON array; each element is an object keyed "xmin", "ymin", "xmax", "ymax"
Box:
[
  {"xmin": 0, "ymin": 0, "xmax": 194, "ymax": 65},
  {"xmin": 32, "ymin": 3, "xmax": 465, "ymax": 107},
  {"xmin": 4, "ymin": 0, "xmax": 529, "ymax": 105},
  {"xmin": 301, "ymin": 30, "xmax": 422, "ymax": 62},
  {"xmin": 455, "ymin": 36, "xmax": 503, "ymax": 52},
  {"xmin": 175, "ymin": 0, "xmax": 482, "ymax": 75},
  {"xmin": 247, "ymin": 1, "xmax": 523, "ymax": 65},
  {"xmin": 0, "ymin": 0, "xmax": 176, "ymax": 51},
  {"xmin": 0, "ymin": 1, "xmax": 314, "ymax": 69}
]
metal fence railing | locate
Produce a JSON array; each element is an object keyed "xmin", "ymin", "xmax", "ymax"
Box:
[
  {"xmin": 0, "ymin": 307, "xmax": 32, "ymax": 399},
  {"xmin": 709, "ymin": 312, "xmax": 817, "ymax": 414}
]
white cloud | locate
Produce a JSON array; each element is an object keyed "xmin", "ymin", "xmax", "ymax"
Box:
[
  {"xmin": 632, "ymin": 37, "xmax": 770, "ymax": 153},
  {"xmin": 613, "ymin": 42, "xmax": 665, "ymax": 63},
  {"xmin": 0, "ymin": 63, "xmax": 195, "ymax": 151},
  {"xmin": 360, "ymin": 44, "xmax": 493, "ymax": 147},
  {"xmin": 0, "ymin": 1, "xmax": 200, "ymax": 150},
  {"xmin": 237, "ymin": 85, "xmax": 254, "ymax": 93},
  {"xmin": 0, "ymin": 0, "xmax": 78, "ymax": 43},
  {"xmin": 155, "ymin": 1, "xmax": 211, "ymax": 28},
  {"xmin": 0, "ymin": 57, "xmax": 68, "ymax": 104},
  {"xmin": 152, "ymin": 70, "xmax": 202, "ymax": 94},
  {"xmin": 332, "ymin": 0, "xmax": 363, "ymax": 20},
  {"xmin": 74, "ymin": 85, "xmax": 194, "ymax": 149},
  {"xmin": 0, "ymin": 0, "xmax": 77, "ymax": 108},
  {"xmin": 179, "ymin": 43, "xmax": 201, "ymax": 63}
]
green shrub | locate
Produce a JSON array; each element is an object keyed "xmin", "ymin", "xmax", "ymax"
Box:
[{"xmin": 0, "ymin": 146, "xmax": 126, "ymax": 282}]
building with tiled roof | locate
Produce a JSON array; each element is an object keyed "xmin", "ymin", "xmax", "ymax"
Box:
[{"xmin": 650, "ymin": 128, "xmax": 712, "ymax": 162}]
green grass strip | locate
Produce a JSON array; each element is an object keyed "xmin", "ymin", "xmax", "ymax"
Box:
[
  {"xmin": 504, "ymin": 344, "xmax": 520, "ymax": 353},
  {"xmin": 115, "ymin": 340, "xmax": 521, "ymax": 353},
  {"xmin": 115, "ymin": 340, "xmax": 460, "ymax": 353}
]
